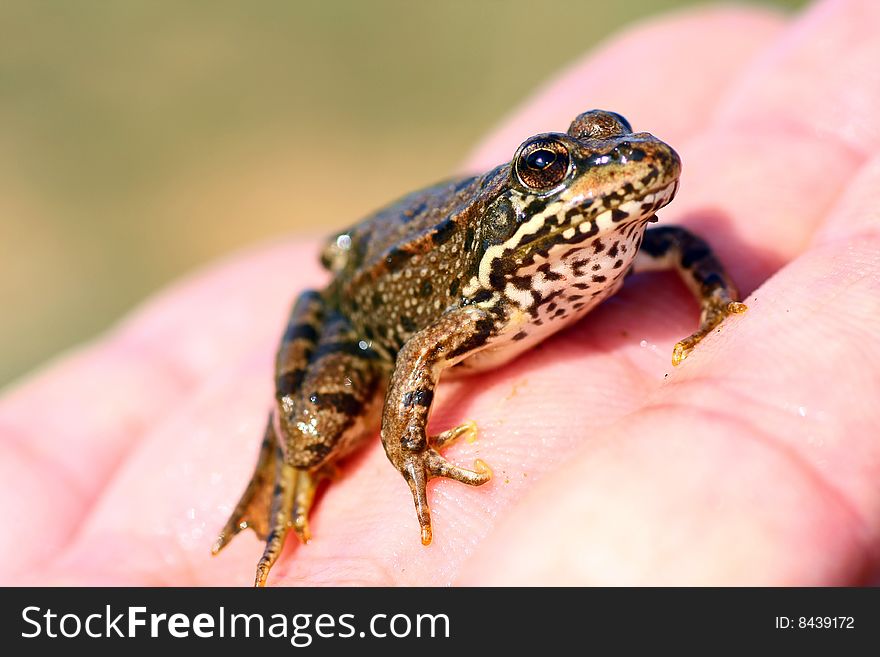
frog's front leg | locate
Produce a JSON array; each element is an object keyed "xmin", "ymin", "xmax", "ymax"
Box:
[
  {"xmin": 635, "ymin": 226, "xmax": 748, "ymax": 365},
  {"xmin": 382, "ymin": 308, "xmax": 495, "ymax": 546}
]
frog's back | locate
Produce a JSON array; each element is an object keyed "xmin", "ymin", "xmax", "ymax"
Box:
[
  {"xmin": 321, "ymin": 175, "xmax": 480, "ymax": 279},
  {"xmin": 319, "ymin": 167, "xmax": 509, "ymax": 354}
]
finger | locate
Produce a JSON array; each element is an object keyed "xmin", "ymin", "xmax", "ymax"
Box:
[
  {"xmin": 0, "ymin": 345, "xmax": 183, "ymax": 579},
  {"xmin": 0, "ymin": 241, "xmax": 325, "ymax": 578},
  {"xmin": 463, "ymin": 134, "xmax": 880, "ymax": 585},
  {"xmin": 0, "ymin": 240, "xmax": 319, "ymax": 484},
  {"xmin": 812, "ymin": 154, "xmax": 880, "ymax": 246},
  {"xmin": 717, "ymin": 0, "xmax": 880, "ymax": 154},
  {"xmin": 665, "ymin": 0, "xmax": 880, "ymax": 292},
  {"xmin": 467, "ymin": 0, "xmax": 880, "ymax": 585},
  {"xmin": 461, "ymin": 130, "xmax": 880, "ymax": 586},
  {"xmin": 11, "ymin": 351, "xmax": 275, "ymax": 585},
  {"xmin": 3, "ymin": 5, "xmax": 789, "ymax": 583},
  {"xmin": 467, "ymin": 5, "xmax": 786, "ymax": 170},
  {"xmin": 23, "ymin": 326, "xmax": 663, "ymax": 585},
  {"xmin": 458, "ymin": 408, "xmax": 869, "ymax": 585},
  {"xmin": 650, "ymin": 0, "xmax": 880, "ymax": 524},
  {"xmin": 660, "ymin": 128, "xmax": 880, "ymax": 582},
  {"xmin": 463, "ymin": 218, "xmax": 880, "ymax": 584},
  {"xmin": 666, "ymin": 159, "xmax": 880, "ymax": 528}
]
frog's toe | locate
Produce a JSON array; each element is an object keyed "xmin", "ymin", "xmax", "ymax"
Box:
[
  {"xmin": 400, "ymin": 455, "xmax": 433, "ymax": 545},
  {"xmin": 212, "ymin": 417, "xmax": 277, "ymax": 556},
  {"xmin": 292, "ymin": 514, "xmax": 311, "ymax": 544},
  {"xmin": 425, "ymin": 449, "xmax": 492, "ymax": 486},
  {"xmin": 290, "ymin": 462, "xmax": 340, "ymax": 544},
  {"xmin": 400, "ymin": 447, "xmax": 492, "ymax": 546},
  {"xmin": 252, "ymin": 458, "xmax": 296, "ymax": 587},
  {"xmin": 255, "ymin": 533, "xmax": 286, "ymax": 588},
  {"xmin": 430, "ymin": 419, "xmax": 478, "ymax": 449},
  {"xmin": 291, "ymin": 474, "xmax": 314, "ymax": 545},
  {"xmin": 672, "ymin": 299, "xmax": 748, "ymax": 366}
]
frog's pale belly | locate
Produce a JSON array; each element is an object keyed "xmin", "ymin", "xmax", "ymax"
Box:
[{"xmin": 454, "ymin": 181, "xmax": 677, "ymax": 374}]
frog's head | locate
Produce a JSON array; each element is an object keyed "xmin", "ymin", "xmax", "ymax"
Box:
[
  {"xmin": 515, "ymin": 109, "xmax": 680, "ymax": 207},
  {"xmin": 476, "ymin": 110, "xmax": 680, "ymax": 291}
]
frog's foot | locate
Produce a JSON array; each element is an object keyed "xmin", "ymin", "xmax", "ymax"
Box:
[
  {"xmin": 432, "ymin": 419, "xmax": 478, "ymax": 449},
  {"xmin": 212, "ymin": 417, "xmax": 277, "ymax": 556},
  {"xmin": 672, "ymin": 299, "xmax": 748, "ymax": 366},
  {"xmin": 400, "ymin": 426, "xmax": 491, "ymax": 546}
]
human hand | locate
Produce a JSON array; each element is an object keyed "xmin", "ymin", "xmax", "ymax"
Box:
[{"xmin": 2, "ymin": 0, "xmax": 877, "ymax": 585}]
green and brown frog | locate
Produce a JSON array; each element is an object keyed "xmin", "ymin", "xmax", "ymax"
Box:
[{"xmin": 212, "ymin": 110, "xmax": 746, "ymax": 586}]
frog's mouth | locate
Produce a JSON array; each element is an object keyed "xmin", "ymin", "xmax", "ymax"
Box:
[{"xmin": 560, "ymin": 179, "xmax": 678, "ymax": 240}]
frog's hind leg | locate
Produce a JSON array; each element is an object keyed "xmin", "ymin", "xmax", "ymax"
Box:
[
  {"xmin": 214, "ymin": 289, "xmax": 328, "ymax": 586},
  {"xmin": 634, "ymin": 226, "xmax": 747, "ymax": 366},
  {"xmin": 275, "ymin": 307, "xmax": 388, "ymax": 545},
  {"xmin": 211, "ymin": 416, "xmax": 278, "ymax": 556},
  {"xmin": 213, "ymin": 290, "xmax": 324, "ymax": 557}
]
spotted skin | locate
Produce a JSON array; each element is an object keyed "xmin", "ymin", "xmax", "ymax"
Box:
[{"xmin": 213, "ymin": 110, "xmax": 746, "ymax": 585}]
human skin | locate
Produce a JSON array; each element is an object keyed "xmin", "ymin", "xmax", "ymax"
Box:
[{"xmin": 1, "ymin": 0, "xmax": 878, "ymax": 586}]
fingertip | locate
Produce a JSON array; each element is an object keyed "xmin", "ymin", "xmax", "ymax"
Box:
[{"xmin": 465, "ymin": 5, "xmax": 786, "ymax": 171}]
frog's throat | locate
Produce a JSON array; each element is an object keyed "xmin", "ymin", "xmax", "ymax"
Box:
[{"xmin": 476, "ymin": 180, "xmax": 678, "ymax": 290}]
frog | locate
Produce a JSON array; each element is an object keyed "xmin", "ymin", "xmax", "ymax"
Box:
[{"xmin": 211, "ymin": 110, "xmax": 747, "ymax": 586}]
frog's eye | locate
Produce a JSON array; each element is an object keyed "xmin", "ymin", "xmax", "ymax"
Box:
[{"xmin": 515, "ymin": 139, "xmax": 571, "ymax": 191}]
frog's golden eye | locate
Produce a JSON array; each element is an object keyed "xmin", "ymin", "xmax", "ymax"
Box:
[{"xmin": 515, "ymin": 139, "xmax": 570, "ymax": 191}]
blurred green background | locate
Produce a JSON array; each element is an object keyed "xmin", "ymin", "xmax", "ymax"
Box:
[{"xmin": 1, "ymin": 0, "xmax": 806, "ymax": 388}]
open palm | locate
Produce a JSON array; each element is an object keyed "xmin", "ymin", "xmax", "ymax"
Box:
[{"xmin": 2, "ymin": 0, "xmax": 878, "ymax": 586}]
